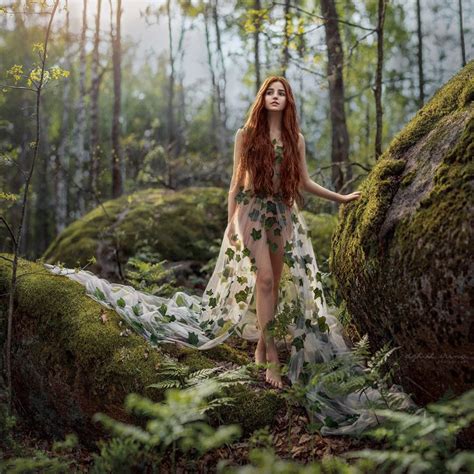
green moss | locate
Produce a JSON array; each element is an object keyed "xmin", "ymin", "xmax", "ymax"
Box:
[
  {"xmin": 393, "ymin": 115, "xmax": 473, "ymax": 276},
  {"xmin": 42, "ymin": 186, "xmax": 228, "ymax": 270},
  {"xmin": 330, "ymin": 64, "xmax": 473, "ymax": 404},
  {"xmin": 331, "ymin": 62, "xmax": 474, "ymax": 281},
  {"xmin": 208, "ymin": 384, "xmax": 285, "ymax": 437},
  {"xmin": 0, "ymin": 255, "xmax": 278, "ymax": 442},
  {"xmin": 399, "ymin": 169, "xmax": 417, "ymax": 188},
  {"xmin": 388, "ymin": 61, "xmax": 473, "ymax": 157}
]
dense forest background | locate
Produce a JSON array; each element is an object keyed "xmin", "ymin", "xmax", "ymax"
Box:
[{"xmin": 0, "ymin": 0, "xmax": 472, "ymax": 259}]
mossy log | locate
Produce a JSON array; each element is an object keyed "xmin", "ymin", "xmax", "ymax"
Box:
[
  {"xmin": 330, "ymin": 62, "xmax": 474, "ymax": 407},
  {"xmin": 0, "ymin": 255, "xmax": 285, "ymax": 446}
]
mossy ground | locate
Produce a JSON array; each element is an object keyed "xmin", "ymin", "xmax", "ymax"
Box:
[{"xmin": 0, "ymin": 254, "xmax": 285, "ymax": 444}]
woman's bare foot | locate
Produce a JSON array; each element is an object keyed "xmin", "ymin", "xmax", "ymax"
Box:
[
  {"xmin": 265, "ymin": 344, "xmax": 283, "ymax": 389},
  {"xmin": 254, "ymin": 338, "xmax": 266, "ymax": 365}
]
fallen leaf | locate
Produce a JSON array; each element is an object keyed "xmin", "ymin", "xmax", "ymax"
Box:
[{"xmin": 100, "ymin": 310, "xmax": 108, "ymax": 324}]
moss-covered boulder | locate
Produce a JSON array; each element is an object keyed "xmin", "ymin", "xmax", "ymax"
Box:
[
  {"xmin": 330, "ymin": 63, "xmax": 474, "ymax": 406},
  {"xmin": 0, "ymin": 254, "xmax": 285, "ymax": 446},
  {"xmin": 42, "ymin": 187, "xmax": 229, "ymax": 282},
  {"xmin": 302, "ymin": 212, "xmax": 338, "ymax": 273}
]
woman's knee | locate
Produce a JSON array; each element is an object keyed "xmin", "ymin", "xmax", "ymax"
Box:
[{"xmin": 256, "ymin": 271, "xmax": 274, "ymax": 293}]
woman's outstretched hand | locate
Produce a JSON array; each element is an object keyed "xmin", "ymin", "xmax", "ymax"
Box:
[{"xmin": 339, "ymin": 191, "xmax": 362, "ymax": 204}]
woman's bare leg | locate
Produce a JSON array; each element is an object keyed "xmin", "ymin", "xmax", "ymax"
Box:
[
  {"xmin": 264, "ymin": 232, "xmax": 285, "ymax": 388},
  {"xmin": 254, "ymin": 226, "xmax": 285, "ymax": 388}
]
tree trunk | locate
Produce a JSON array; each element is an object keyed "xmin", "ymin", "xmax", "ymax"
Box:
[
  {"xmin": 55, "ymin": 1, "xmax": 72, "ymax": 234},
  {"xmin": 111, "ymin": 0, "xmax": 123, "ymax": 198},
  {"xmin": 458, "ymin": 0, "xmax": 466, "ymax": 67},
  {"xmin": 167, "ymin": 0, "xmax": 176, "ymax": 176},
  {"xmin": 72, "ymin": 0, "xmax": 88, "ymax": 214},
  {"xmin": 254, "ymin": 0, "xmax": 261, "ymax": 95},
  {"xmin": 204, "ymin": 6, "xmax": 218, "ymax": 156},
  {"xmin": 374, "ymin": 0, "xmax": 387, "ymax": 160},
  {"xmin": 416, "ymin": 0, "xmax": 424, "ymax": 108},
  {"xmin": 90, "ymin": 0, "xmax": 102, "ymax": 200},
  {"xmin": 212, "ymin": 0, "xmax": 228, "ymax": 155},
  {"xmin": 320, "ymin": 0, "xmax": 351, "ymax": 192},
  {"xmin": 281, "ymin": 0, "xmax": 291, "ymax": 77}
]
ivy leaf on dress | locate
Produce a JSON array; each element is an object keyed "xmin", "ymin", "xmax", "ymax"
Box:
[
  {"xmin": 251, "ymin": 228, "xmax": 262, "ymax": 240},
  {"xmin": 292, "ymin": 336, "xmax": 305, "ymax": 351},
  {"xmin": 266, "ymin": 200, "xmax": 277, "ymax": 215},
  {"xmin": 235, "ymin": 287, "xmax": 250, "ymax": 303},
  {"xmin": 313, "ymin": 287, "xmax": 322, "ymax": 300},
  {"xmin": 117, "ymin": 297, "xmax": 126, "ymax": 308},
  {"xmin": 187, "ymin": 332, "xmax": 199, "ymax": 346},
  {"xmin": 93, "ymin": 287, "xmax": 106, "ymax": 301},
  {"xmin": 248, "ymin": 208, "xmax": 260, "ymax": 221}
]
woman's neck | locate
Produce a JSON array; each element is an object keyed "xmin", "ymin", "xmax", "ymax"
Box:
[{"xmin": 267, "ymin": 112, "xmax": 282, "ymax": 141}]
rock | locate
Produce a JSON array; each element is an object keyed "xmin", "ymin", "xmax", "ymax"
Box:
[
  {"xmin": 0, "ymin": 255, "xmax": 285, "ymax": 446},
  {"xmin": 330, "ymin": 62, "xmax": 474, "ymax": 414},
  {"xmin": 42, "ymin": 187, "xmax": 229, "ymax": 282}
]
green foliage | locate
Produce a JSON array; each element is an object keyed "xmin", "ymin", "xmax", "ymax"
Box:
[
  {"xmin": 147, "ymin": 356, "xmax": 254, "ymax": 391},
  {"xmin": 124, "ymin": 253, "xmax": 180, "ymax": 298},
  {"xmin": 343, "ymin": 388, "xmax": 474, "ymax": 473},
  {"xmin": 0, "ymin": 452, "xmax": 71, "ymax": 473},
  {"xmin": 92, "ymin": 378, "xmax": 242, "ymax": 470}
]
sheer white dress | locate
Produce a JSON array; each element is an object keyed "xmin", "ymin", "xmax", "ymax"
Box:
[{"xmin": 44, "ymin": 142, "xmax": 417, "ymax": 435}]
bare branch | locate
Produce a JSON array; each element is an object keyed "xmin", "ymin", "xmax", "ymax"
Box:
[
  {"xmin": 0, "ymin": 216, "xmax": 17, "ymax": 247},
  {"xmin": 271, "ymin": 1, "xmax": 375, "ymax": 31}
]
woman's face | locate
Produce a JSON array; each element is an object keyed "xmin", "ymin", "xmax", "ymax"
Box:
[{"xmin": 264, "ymin": 81, "xmax": 287, "ymax": 112}]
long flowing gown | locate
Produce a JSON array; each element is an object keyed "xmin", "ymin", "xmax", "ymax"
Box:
[{"xmin": 44, "ymin": 142, "xmax": 418, "ymax": 435}]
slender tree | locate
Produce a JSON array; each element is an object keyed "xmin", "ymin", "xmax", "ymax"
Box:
[
  {"xmin": 254, "ymin": 0, "xmax": 262, "ymax": 94},
  {"xmin": 416, "ymin": 0, "xmax": 425, "ymax": 107},
  {"xmin": 90, "ymin": 0, "xmax": 103, "ymax": 199},
  {"xmin": 281, "ymin": 0, "xmax": 291, "ymax": 77},
  {"xmin": 374, "ymin": 0, "xmax": 388, "ymax": 160},
  {"xmin": 3, "ymin": 0, "xmax": 61, "ymax": 414},
  {"xmin": 72, "ymin": 0, "xmax": 88, "ymax": 214},
  {"xmin": 212, "ymin": 0, "xmax": 228, "ymax": 153},
  {"xmin": 204, "ymin": 5, "xmax": 218, "ymax": 156},
  {"xmin": 320, "ymin": 0, "xmax": 351, "ymax": 192},
  {"xmin": 458, "ymin": 0, "xmax": 466, "ymax": 66},
  {"xmin": 55, "ymin": 0, "xmax": 71, "ymax": 234},
  {"xmin": 110, "ymin": 0, "xmax": 123, "ymax": 197}
]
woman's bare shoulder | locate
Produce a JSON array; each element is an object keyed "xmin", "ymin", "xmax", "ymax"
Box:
[{"xmin": 297, "ymin": 132, "xmax": 305, "ymax": 149}]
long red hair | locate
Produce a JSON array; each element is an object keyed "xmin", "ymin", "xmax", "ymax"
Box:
[{"xmin": 235, "ymin": 76, "xmax": 304, "ymax": 209}]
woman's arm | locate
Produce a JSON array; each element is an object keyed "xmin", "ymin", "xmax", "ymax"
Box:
[
  {"xmin": 298, "ymin": 133, "xmax": 361, "ymax": 204},
  {"xmin": 227, "ymin": 128, "xmax": 244, "ymax": 223}
]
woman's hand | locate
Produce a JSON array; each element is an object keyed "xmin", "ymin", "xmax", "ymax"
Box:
[
  {"xmin": 339, "ymin": 191, "xmax": 362, "ymax": 204},
  {"xmin": 226, "ymin": 218, "xmax": 238, "ymax": 247}
]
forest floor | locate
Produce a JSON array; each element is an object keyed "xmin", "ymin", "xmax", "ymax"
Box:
[
  {"xmin": 3, "ymin": 400, "xmax": 382, "ymax": 473},
  {"xmin": 2, "ymin": 332, "xmax": 382, "ymax": 472}
]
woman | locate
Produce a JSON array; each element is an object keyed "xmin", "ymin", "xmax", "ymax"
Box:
[
  {"xmin": 45, "ymin": 76, "xmax": 418, "ymax": 435},
  {"xmin": 45, "ymin": 76, "xmax": 362, "ymax": 391},
  {"xmin": 225, "ymin": 76, "xmax": 361, "ymax": 388}
]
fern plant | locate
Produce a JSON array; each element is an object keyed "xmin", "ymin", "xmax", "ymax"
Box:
[
  {"xmin": 343, "ymin": 388, "xmax": 474, "ymax": 473},
  {"xmin": 147, "ymin": 356, "xmax": 254, "ymax": 392},
  {"xmin": 124, "ymin": 253, "xmax": 181, "ymax": 297},
  {"xmin": 92, "ymin": 378, "xmax": 242, "ymax": 472}
]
